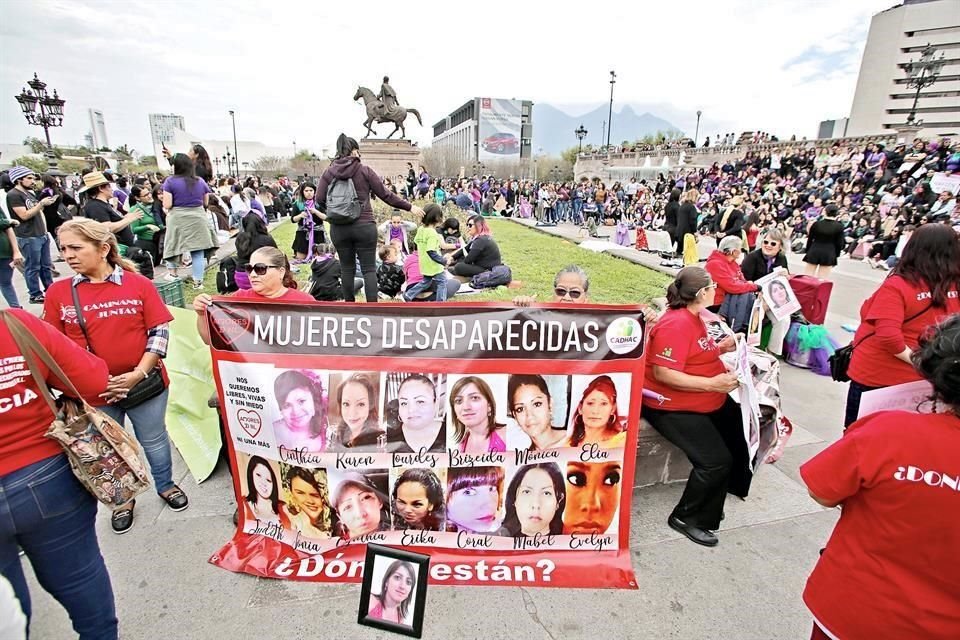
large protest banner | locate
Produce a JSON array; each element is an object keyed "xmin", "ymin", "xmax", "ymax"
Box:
[{"xmin": 207, "ymin": 300, "xmax": 646, "ymax": 589}]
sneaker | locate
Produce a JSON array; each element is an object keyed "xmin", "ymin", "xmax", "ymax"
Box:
[
  {"xmin": 111, "ymin": 503, "xmax": 135, "ymax": 534},
  {"xmin": 28, "ymin": 295, "xmax": 45, "ymax": 304},
  {"xmin": 162, "ymin": 273, "xmax": 179, "ymax": 282},
  {"xmin": 160, "ymin": 486, "xmax": 189, "ymax": 512},
  {"xmin": 192, "ymin": 279, "xmax": 204, "ymax": 291}
]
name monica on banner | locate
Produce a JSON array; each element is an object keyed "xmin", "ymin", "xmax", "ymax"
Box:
[{"xmin": 207, "ymin": 300, "xmax": 646, "ymax": 589}]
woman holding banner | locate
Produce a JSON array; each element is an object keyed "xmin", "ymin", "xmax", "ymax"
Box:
[
  {"xmin": 843, "ymin": 224, "xmax": 960, "ymax": 427},
  {"xmin": 740, "ymin": 229, "xmax": 791, "ymax": 356},
  {"xmin": 641, "ymin": 266, "xmax": 752, "ymax": 547},
  {"xmin": 800, "ymin": 314, "xmax": 960, "ymax": 640}
]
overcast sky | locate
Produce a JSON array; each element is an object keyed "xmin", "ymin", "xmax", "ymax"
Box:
[{"xmin": 0, "ymin": 0, "xmax": 895, "ymax": 157}]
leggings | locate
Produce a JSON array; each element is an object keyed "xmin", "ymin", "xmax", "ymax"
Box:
[{"xmin": 330, "ymin": 222, "xmax": 378, "ymax": 302}]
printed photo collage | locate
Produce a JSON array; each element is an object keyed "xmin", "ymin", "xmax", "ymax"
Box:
[{"xmin": 219, "ymin": 362, "xmax": 632, "ymax": 553}]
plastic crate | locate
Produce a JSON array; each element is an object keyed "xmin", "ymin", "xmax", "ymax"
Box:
[{"xmin": 154, "ymin": 277, "xmax": 186, "ymax": 308}]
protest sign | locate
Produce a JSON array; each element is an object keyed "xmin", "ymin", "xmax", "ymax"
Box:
[
  {"xmin": 747, "ymin": 297, "xmax": 764, "ymax": 347},
  {"xmin": 207, "ymin": 300, "xmax": 647, "ymax": 589},
  {"xmin": 930, "ymin": 171, "xmax": 960, "ymax": 196},
  {"xmin": 757, "ymin": 271, "xmax": 801, "ymax": 322},
  {"xmin": 857, "ymin": 380, "xmax": 937, "ymax": 419}
]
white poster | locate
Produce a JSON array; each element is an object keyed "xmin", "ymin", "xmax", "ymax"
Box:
[
  {"xmin": 477, "ymin": 98, "xmax": 522, "ymax": 161},
  {"xmin": 929, "ymin": 172, "xmax": 960, "ymax": 196},
  {"xmin": 756, "ymin": 271, "xmax": 801, "ymax": 322}
]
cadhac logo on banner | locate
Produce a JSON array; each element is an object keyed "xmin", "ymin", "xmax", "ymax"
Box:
[{"xmin": 606, "ymin": 317, "xmax": 643, "ymax": 354}]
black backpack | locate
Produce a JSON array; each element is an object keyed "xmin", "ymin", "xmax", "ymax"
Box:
[
  {"xmin": 325, "ymin": 178, "xmax": 362, "ymax": 225},
  {"xmin": 216, "ymin": 256, "xmax": 239, "ymax": 294}
]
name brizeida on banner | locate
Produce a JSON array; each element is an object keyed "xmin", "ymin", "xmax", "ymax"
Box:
[{"xmin": 206, "ymin": 300, "xmax": 647, "ymax": 589}]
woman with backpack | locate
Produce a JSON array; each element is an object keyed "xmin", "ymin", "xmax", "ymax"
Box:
[{"xmin": 315, "ymin": 134, "xmax": 425, "ymax": 302}]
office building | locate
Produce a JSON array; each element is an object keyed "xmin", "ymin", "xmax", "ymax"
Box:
[{"xmin": 88, "ymin": 109, "xmax": 108, "ymax": 150}]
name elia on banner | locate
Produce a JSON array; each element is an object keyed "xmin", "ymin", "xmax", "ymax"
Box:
[{"xmin": 206, "ymin": 301, "xmax": 646, "ymax": 589}]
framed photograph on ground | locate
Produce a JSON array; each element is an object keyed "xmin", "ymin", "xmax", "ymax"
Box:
[{"xmin": 358, "ymin": 544, "xmax": 429, "ymax": 638}]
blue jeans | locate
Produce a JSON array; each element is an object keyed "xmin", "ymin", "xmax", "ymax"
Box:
[
  {"xmin": 99, "ymin": 388, "xmax": 175, "ymax": 494},
  {"xmin": 0, "ymin": 258, "xmax": 20, "ymax": 308},
  {"xmin": 0, "ymin": 455, "xmax": 118, "ymax": 639},
  {"xmin": 404, "ymin": 272, "xmax": 447, "ymax": 302},
  {"xmin": 572, "ymin": 199, "xmax": 584, "ymax": 225},
  {"xmin": 190, "ymin": 249, "xmax": 205, "ymax": 283},
  {"xmin": 844, "ymin": 380, "xmax": 881, "ymax": 429},
  {"xmin": 17, "ymin": 236, "xmax": 53, "ymax": 299}
]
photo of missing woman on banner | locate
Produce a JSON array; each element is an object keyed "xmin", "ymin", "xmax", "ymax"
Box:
[
  {"xmin": 278, "ymin": 464, "xmax": 336, "ymax": 540},
  {"xmin": 390, "ymin": 467, "xmax": 447, "ymax": 531},
  {"xmin": 271, "ymin": 369, "xmax": 330, "ymax": 453},
  {"xmin": 383, "ymin": 373, "xmax": 447, "ymax": 453},
  {"xmin": 505, "ymin": 374, "xmax": 571, "ymax": 451},
  {"xmin": 328, "ymin": 372, "xmax": 385, "ymax": 451},
  {"xmin": 329, "ymin": 469, "xmax": 392, "ymax": 540},
  {"xmin": 759, "ymin": 273, "xmax": 801, "ymax": 322},
  {"xmin": 497, "ymin": 462, "xmax": 566, "ymax": 537},
  {"xmin": 566, "ymin": 373, "xmax": 631, "ymax": 449}
]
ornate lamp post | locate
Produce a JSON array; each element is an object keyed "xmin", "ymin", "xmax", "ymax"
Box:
[
  {"xmin": 15, "ymin": 73, "xmax": 66, "ymax": 168},
  {"xmin": 575, "ymin": 124, "xmax": 588, "ymax": 153},
  {"xmin": 213, "ymin": 156, "xmax": 221, "ymax": 176},
  {"xmin": 694, "ymin": 110, "xmax": 702, "ymax": 147},
  {"xmin": 224, "ymin": 148, "xmax": 234, "ymax": 176},
  {"xmin": 606, "ymin": 70, "xmax": 616, "ymax": 149},
  {"xmin": 903, "ymin": 44, "xmax": 946, "ymax": 128},
  {"xmin": 229, "ymin": 110, "xmax": 240, "ymax": 174}
]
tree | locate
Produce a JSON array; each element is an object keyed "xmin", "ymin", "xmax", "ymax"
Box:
[
  {"xmin": 251, "ymin": 155, "xmax": 289, "ymax": 174},
  {"xmin": 58, "ymin": 158, "xmax": 89, "ymax": 174},
  {"xmin": 22, "ymin": 137, "xmax": 47, "ymax": 153},
  {"xmin": 139, "ymin": 155, "xmax": 158, "ymax": 167},
  {"xmin": 12, "ymin": 156, "xmax": 49, "ymax": 174},
  {"xmin": 560, "ymin": 146, "xmax": 579, "ymax": 166}
]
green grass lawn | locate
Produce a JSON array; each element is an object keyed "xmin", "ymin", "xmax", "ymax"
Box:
[{"xmin": 179, "ymin": 215, "xmax": 670, "ymax": 306}]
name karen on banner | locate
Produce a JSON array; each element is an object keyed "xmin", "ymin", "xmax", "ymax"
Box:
[{"xmin": 207, "ymin": 300, "xmax": 647, "ymax": 589}]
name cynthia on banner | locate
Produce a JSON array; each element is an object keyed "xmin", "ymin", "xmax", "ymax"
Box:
[{"xmin": 207, "ymin": 301, "xmax": 646, "ymax": 589}]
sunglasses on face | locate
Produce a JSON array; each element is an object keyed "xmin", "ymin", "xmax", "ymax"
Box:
[
  {"xmin": 466, "ymin": 223, "xmax": 475, "ymax": 228},
  {"xmin": 762, "ymin": 240, "xmax": 780, "ymax": 247},
  {"xmin": 554, "ymin": 287, "xmax": 583, "ymax": 299},
  {"xmin": 243, "ymin": 263, "xmax": 281, "ymax": 275}
]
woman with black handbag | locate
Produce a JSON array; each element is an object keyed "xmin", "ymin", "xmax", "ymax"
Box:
[
  {"xmin": 0, "ymin": 307, "xmax": 118, "ymax": 638},
  {"xmin": 42, "ymin": 218, "xmax": 188, "ymax": 534}
]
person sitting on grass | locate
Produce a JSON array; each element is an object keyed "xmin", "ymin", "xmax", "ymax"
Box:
[
  {"xmin": 377, "ymin": 243, "xmax": 405, "ymax": 299},
  {"xmin": 308, "ymin": 242, "xmax": 344, "ymax": 302},
  {"xmin": 403, "ymin": 204, "xmax": 447, "ymax": 302}
]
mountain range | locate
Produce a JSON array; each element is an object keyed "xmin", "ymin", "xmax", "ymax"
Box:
[{"xmin": 533, "ymin": 103, "xmax": 682, "ymax": 156}]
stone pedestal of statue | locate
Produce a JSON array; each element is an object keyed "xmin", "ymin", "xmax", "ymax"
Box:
[
  {"xmin": 895, "ymin": 124, "xmax": 923, "ymax": 144},
  {"xmin": 358, "ymin": 139, "xmax": 423, "ymax": 186}
]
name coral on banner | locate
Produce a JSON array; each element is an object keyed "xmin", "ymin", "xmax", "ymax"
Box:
[{"xmin": 207, "ymin": 300, "xmax": 646, "ymax": 589}]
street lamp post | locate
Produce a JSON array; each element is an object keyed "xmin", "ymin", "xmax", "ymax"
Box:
[
  {"xmin": 601, "ymin": 120, "xmax": 606, "ymax": 149},
  {"xmin": 293, "ymin": 139, "xmax": 297, "ymax": 156},
  {"xmin": 225, "ymin": 148, "xmax": 234, "ymax": 176},
  {"xmin": 213, "ymin": 156, "xmax": 221, "ymax": 176},
  {"xmin": 695, "ymin": 110, "xmax": 702, "ymax": 147},
  {"xmin": 14, "ymin": 73, "xmax": 66, "ymax": 169},
  {"xmin": 229, "ymin": 110, "xmax": 240, "ymax": 176},
  {"xmin": 903, "ymin": 44, "xmax": 946, "ymax": 128},
  {"xmin": 309, "ymin": 153, "xmax": 319, "ymax": 179},
  {"xmin": 606, "ymin": 70, "xmax": 616, "ymax": 149},
  {"xmin": 575, "ymin": 124, "xmax": 588, "ymax": 153}
]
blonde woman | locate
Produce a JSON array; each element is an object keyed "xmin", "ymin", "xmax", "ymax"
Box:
[{"xmin": 43, "ymin": 218, "xmax": 188, "ymax": 534}]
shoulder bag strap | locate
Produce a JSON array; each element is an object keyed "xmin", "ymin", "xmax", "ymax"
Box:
[
  {"xmin": 70, "ymin": 282, "xmax": 95, "ymax": 354},
  {"xmin": 853, "ymin": 300, "xmax": 933, "ymax": 349},
  {"xmin": 2, "ymin": 312, "xmax": 86, "ymax": 415}
]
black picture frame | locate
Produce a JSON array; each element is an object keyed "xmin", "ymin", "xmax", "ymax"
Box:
[{"xmin": 358, "ymin": 544, "xmax": 430, "ymax": 638}]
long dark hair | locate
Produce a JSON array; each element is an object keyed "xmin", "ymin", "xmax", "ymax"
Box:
[
  {"xmin": 391, "ymin": 468, "xmax": 445, "ymax": 531},
  {"xmin": 236, "ymin": 213, "xmax": 270, "ymax": 260},
  {"xmin": 912, "ymin": 314, "xmax": 960, "ymax": 411},
  {"xmin": 273, "ymin": 369, "xmax": 327, "ymax": 442},
  {"xmin": 335, "ymin": 374, "xmax": 381, "ymax": 446},
  {"xmin": 335, "ymin": 133, "xmax": 359, "ymax": 160},
  {"xmin": 192, "ymin": 144, "xmax": 213, "ymax": 183},
  {"xmin": 172, "ymin": 153, "xmax": 198, "ymax": 188},
  {"xmin": 500, "ymin": 463, "xmax": 565, "ymax": 537},
  {"xmin": 891, "ymin": 224, "xmax": 960, "ymax": 307},
  {"xmin": 244, "ymin": 455, "xmax": 280, "ymax": 515}
]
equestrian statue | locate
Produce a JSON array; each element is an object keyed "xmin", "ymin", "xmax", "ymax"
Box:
[{"xmin": 353, "ymin": 76, "xmax": 422, "ymax": 140}]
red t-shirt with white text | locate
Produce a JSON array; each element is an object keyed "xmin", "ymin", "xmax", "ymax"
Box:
[
  {"xmin": 43, "ymin": 271, "xmax": 174, "ymax": 387},
  {"xmin": 229, "ymin": 287, "xmax": 315, "ymax": 302},
  {"xmin": 800, "ymin": 411, "xmax": 960, "ymax": 639},
  {"xmin": 0, "ymin": 309, "xmax": 110, "ymax": 475},
  {"xmin": 643, "ymin": 308, "xmax": 727, "ymax": 413},
  {"xmin": 848, "ymin": 275, "xmax": 959, "ymax": 387}
]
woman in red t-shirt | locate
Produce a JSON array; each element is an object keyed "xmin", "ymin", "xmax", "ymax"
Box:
[
  {"xmin": 43, "ymin": 218, "xmax": 188, "ymax": 536},
  {"xmin": 0, "ymin": 309, "xmax": 118, "ymax": 638},
  {"xmin": 801, "ymin": 314, "xmax": 960, "ymax": 640},
  {"xmin": 844, "ymin": 224, "xmax": 960, "ymax": 426},
  {"xmin": 642, "ymin": 267, "xmax": 751, "ymax": 548}
]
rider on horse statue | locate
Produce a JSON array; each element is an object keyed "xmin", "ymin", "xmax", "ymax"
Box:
[{"xmin": 377, "ymin": 76, "xmax": 399, "ymax": 119}]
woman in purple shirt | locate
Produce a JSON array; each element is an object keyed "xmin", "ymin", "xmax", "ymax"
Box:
[{"xmin": 161, "ymin": 154, "xmax": 218, "ymax": 288}]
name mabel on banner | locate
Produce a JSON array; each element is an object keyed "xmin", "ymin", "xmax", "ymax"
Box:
[{"xmin": 207, "ymin": 301, "xmax": 647, "ymax": 589}]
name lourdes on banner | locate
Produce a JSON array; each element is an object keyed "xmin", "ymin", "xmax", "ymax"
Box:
[{"xmin": 206, "ymin": 301, "xmax": 647, "ymax": 589}]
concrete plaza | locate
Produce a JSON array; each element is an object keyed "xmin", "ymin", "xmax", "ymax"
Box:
[{"xmin": 23, "ymin": 221, "xmax": 885, "ymax": 639}]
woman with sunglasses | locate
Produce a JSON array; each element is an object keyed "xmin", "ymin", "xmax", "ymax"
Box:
[
  {"xmin": 740, "ymin": 229, "xmax": 791, "ymax": 355},
  {"xmin": 642, "ymin": 266, "xmax": 753, "ymax": 548},
  {"xmin": 445, "ymin": 215, "xmax": 502, "ymax": 279},
  {"xmin": 194, "ymin": 247, "xmax": 312, "ymax": 343}
]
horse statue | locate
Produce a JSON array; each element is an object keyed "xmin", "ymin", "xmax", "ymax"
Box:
[{"xmin": 353, "ymin": 86, "xmax": 423, "ymax": 140}]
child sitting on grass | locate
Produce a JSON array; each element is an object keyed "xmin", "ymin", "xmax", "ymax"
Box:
[
  {"xmin": 308, "ymin": 242, "xmax": 343, "ymax": 301},
  {"xmin": 377, "ymin": 243, "xmax": 405, "ymax": 299}
]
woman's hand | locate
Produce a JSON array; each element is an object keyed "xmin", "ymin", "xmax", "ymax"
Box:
[
  {"xmin": 11, "ymin": 251, "xmax": 24, "ymax": 269},
  {"xmin": 707, "ymin": 372, "xmax": 740, "ymax": 393},
  {"xmin": 100, "ymin": 370, "xmax": 143, "ymax": 403},
  {"xmin": 147, "ymin": 225, "xmax": 160, "ymax": 232},
  {"xmin": 716, "ymin": 334, "xmax": 737, "ymax": 353},
  {"xmin": 513, "ymin": 295, "xmax": 536, "ymax": 307},
  {"xmin": 193, "ymin": 293, "xmax": 213, "ymax": 314},
  {"xmin": 410, "ymin": 205, "xmax": 426, "ymax": 218}
]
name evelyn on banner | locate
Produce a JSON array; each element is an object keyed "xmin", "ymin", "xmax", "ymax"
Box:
[{"xmin": 206, "ymin": 300, "xmax": 647, "ymax": 589}]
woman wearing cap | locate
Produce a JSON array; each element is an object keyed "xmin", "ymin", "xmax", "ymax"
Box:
[
  {"xmin": 1, "ymin": 307, "xmax": 118, "ymax": 638},
  {"xmin": 6, "ymin": 167, "xmax": 59, "ymax": 304},
  {"xmin": 800, "ymin": 315, "xmax": 960, "ymax": 640},
  {"xmin": 642, "ymin": 267, "xmax": 751, "ymax": 548},
  {"xmin": 161, "ymin": 153, "xmax": 218, "ymax": 290},
  {"xmin": 43, "ymin": 218, "xmax": 188, "ymax": 535},
  {"xmin": 315, "ymin": 134, "xmax": 425, "ymax": 302},
  {"xmin": 333, "ymin": 472, "xmax": 390, "ymax": 539}
]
